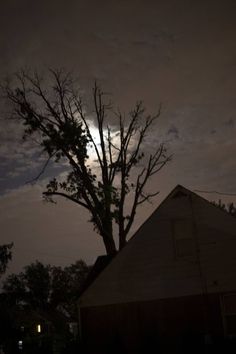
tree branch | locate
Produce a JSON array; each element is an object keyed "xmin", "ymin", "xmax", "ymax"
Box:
[{"xmin": 43, "ymin": 191, "xmax": 90, "ymax": 210}]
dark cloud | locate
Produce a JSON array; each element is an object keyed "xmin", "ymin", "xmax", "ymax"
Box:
[
  {"xmin": 225, "ymin": 119, "xmax": 235, "ymax": 127},
  {"xmin": 167, "ymin": 125, "xmax": 179, "ymax": 140}
]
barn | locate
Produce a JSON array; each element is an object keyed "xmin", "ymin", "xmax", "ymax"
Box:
[{"xmin": 78, "ymin": 185, "xmax": 236, "ymax": 353}]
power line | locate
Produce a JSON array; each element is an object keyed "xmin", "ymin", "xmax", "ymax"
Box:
[{"xmin": 194, "ymin": 189, "xmax": 236, "ymax": 197}]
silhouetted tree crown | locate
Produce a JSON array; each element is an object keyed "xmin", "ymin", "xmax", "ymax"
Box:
[
  {"xmin": 3, "ymin": 260, "xmax": 90, "ymax": 317},
  {"xmin": 2, "ymin": 70, "xmax": 171, "ymax": 254}
]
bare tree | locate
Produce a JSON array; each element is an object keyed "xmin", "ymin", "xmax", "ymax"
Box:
[{"xmin": 2, "ymin": 70, "xmax": 171, "ymax": 255}]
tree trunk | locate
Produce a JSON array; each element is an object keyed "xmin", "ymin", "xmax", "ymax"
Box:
[
  {"xmin": 101, "ymin": 214, "xmax": 117, "ymax": 255},
  {"xmin": 103, "ymin": 235, "xmax": 117, "ymax": 255},
  {"xmin": 119, "ymin": 233, "xmax": 127, "ymax": 251}
]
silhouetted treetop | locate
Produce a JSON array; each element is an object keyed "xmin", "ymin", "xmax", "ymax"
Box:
[
  {"xmin": 3, "ymin": 260, "xmax": 90, "ymax": 317},
  {"xmin": 212, "ymin": 199, "xmax": 236, "ymax": 217}
]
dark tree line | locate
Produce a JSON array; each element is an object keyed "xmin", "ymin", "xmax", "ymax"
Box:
[
  {"xmin": 212, "ymin": 199, "xmax": 236, "ymax": 217},
  {"xmin": 2, "ymin": 260, "xmax": 90, "ymax": 318},
  {"xmin": 0, "ymin": 259, "xmax": 90, "ymax": 353}
]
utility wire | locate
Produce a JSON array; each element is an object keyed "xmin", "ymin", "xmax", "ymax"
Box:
[{"xmin": 194, "ymin": 189, "xmax": 236, "ymax": 197}]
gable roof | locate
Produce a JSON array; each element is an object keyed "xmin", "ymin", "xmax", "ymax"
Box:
[
  {"xmin": 79, "ymin": 185, "xmax": 236, "ymax": 308},
  {"xmin": 78, "ymin": 254, "xmax": 115, "ymax": 298}
]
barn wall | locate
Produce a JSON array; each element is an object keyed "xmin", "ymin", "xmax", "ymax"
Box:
[
  {"xmin": 78, "ymin": 187, "xmax": 236, "ymax": 353},
  {"xmin": 192, "ymin": 194, "xmax": 236, "ymax": 293},
  {"xmin": 79, "ymin": 192, "xmax": 236, "ymax": 307},
  {"xmin": 80, "ymin": 293, "xmax": 224, "ymax": 354}
]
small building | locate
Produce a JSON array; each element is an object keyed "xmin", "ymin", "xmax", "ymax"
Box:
[{"xmin": 78, "ymin": 185, "xmax": 236, "ymax": 353}]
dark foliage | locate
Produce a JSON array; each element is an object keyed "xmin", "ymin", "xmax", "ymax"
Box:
[
  {"xmin": 212, "ymin": 199, "xmax": 236, "ymax": 217},
  {"xmin": 3, "ymin": 260, "xmax": 90, "ymax": 318}
]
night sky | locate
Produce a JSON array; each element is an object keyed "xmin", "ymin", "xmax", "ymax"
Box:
[{"xmin": 1, "ymin": 0, "xmax": 236, "ymax": 274}]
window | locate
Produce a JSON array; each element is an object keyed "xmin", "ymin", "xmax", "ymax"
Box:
[
  {"xmin": 173, "ymin": 219, "xmax": 195, "ymax": 257},
  {"xmin": 18, "ymin": 340, "xmax": 23, "ymax": 350},
  {"xmin": 37, "ymin": 324, "xmax": 41, "ymax": 333},
  {"xmin": 222, "ymin": 294, "xmax": 236, "ymax": 335}
]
